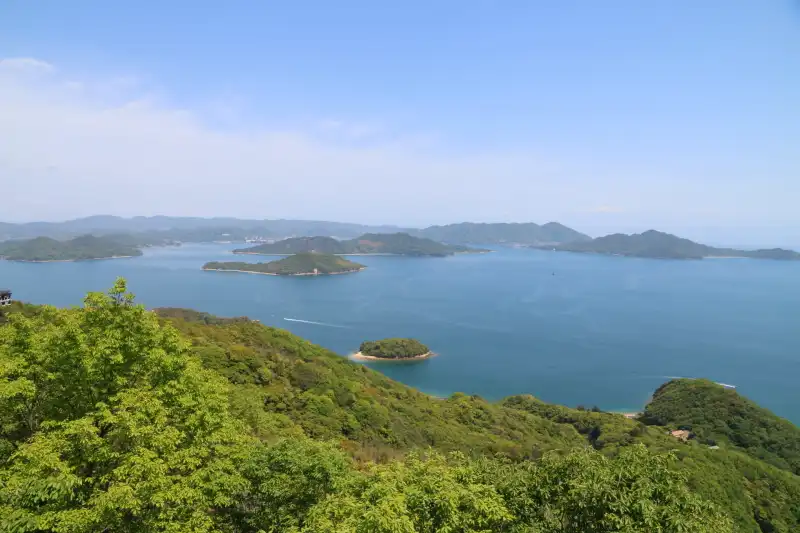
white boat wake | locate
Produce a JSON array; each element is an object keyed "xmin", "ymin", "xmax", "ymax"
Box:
[{"xmin": 283, "ymin": 318, "xmax": 350, "ymax": 328}]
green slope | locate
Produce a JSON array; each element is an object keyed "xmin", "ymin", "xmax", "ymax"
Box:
[
  {"xmin": 2, "ymin": 286, "xmax": 799, "ymax": 532},
  {"xmin": 642, "ymin": 378, "xmax": 800, "ymax": 475}
]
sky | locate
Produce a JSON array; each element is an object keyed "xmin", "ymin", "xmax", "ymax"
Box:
[{"xmin": 1, "ymin": 1, "xmax": 799, "ymax": 244}]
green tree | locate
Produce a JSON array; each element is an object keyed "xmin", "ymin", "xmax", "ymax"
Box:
[{"xmin": 0, "ymin": 279, "xmax": 250, "ymax": 532}]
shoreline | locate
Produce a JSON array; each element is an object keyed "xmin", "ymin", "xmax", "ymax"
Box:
[
  {"xmin": 202, "ymin": 267, "xmax": 365, "ymax": 276},
  {"xmin": 6, "ymin": 255, "xmax": 138, "ymax": 263},
  {"xmin": 350, "ymin": 351, "xmax": 437, "ymax": 362}
]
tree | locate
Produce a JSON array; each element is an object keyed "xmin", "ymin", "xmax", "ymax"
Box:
[{"xmin": 0, "ymin": 279, "xmax": 250, "ymax": 532}]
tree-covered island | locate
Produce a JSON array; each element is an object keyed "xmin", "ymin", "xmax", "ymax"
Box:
[
  {"xmin": 354, "ymin": 338, "xmax": 433, "ymax": 361},
  {"xmin": 0, "ymin": 235, "xmax": 143, "ymax": 261},
  {"xmin": 203, "ymin": 252, "xmax": 365, "ymax": 276}
]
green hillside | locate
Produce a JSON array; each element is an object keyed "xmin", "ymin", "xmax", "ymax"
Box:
[
  {"xmin": 1, "ymin": 283, "xmax": 799, "ymax": 532},
  {"xmin": 204, "ymin": 253, "xmax": 365, "ymax": 275},
  {"xmin": 0, "ymin": 234, "xmax": 143, "ymax": 261},
  {"xmin": 642, "ymin": 379, "xmax": 800, "ymax": 474},
  {"xmin": 235, "ymin": 232, "xmax": 487, "ymax": 256}
]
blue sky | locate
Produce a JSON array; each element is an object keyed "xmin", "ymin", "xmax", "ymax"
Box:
[{"xmin": 1, "ymin": 1, "xmax": 798, "ymax": 244}]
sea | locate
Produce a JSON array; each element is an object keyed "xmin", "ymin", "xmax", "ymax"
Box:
[{"xmin": 2, "ymin": 243, "xmax": 798, "ymax": 424}]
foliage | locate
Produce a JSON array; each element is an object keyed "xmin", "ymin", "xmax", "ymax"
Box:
[
  {"xmin": 642, "ymin": 379, "xmax": 800, "ymax": 474},
  {"xmin": 0, "ymin": 235, "xmax": 143, "ymax": 261},
  {"xmin": 552, "ymin": 230, "xmax": 800, "ymax": 260},
  {"xmin": 2, "ymin": 285, "xmax": 799, "ymax": 532},
  {"xmin": 359, "ymin": 338, "xmax": 430, "ymax": 359},
  {"xmin": 203, "ymin": 253, "xmax": 365, "ymax": 275},
  {"xmin": 0, "ymin": 280, "xmax": 249, "ymax": 532}
]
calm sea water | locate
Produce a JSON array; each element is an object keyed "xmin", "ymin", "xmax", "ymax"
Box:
[{"xmin": 2, "ymin": 243, "xmax": 798, "ymax": 423}]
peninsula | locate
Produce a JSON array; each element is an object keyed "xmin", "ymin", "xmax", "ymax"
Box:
[
  {"xmin": 0, "ymin": 235, "xmax": 143, "ymax": 262},
  {"xmin": 541, "ymin": 230, "xmax": 800, "ymax": 260},
  {"xmin": 352, "ymin": 338, "xmax": 434, "ymax": 361},
  {"xmin": 203, "ymin": 252, "xmax": 365, "ymax": 276},
  {"xmin": 233, "ymin": 232, "xmax": 489, "ymax": 257}
]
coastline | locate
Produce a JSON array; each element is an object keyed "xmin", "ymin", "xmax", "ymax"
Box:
[
  {"xmin": 350, "ymin": 351, "xmax": 436, "ymax": 362},
  {"xmin": 6, "ymin": 255, "xmax": 138, "ymax": 263},
  {"xmin": 202, "ymin": 267, "xmax": 365, "ymax": 276}
]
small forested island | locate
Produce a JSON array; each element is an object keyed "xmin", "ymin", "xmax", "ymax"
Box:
[
  {"xmin": 0, "ymin": 234, "xmax": 143, "ymax": 261},
  {"xmin": 203, "ymin": 252, "xmax": 365, "ymax": 276},
  {"xmin": 353, "ymin": 338, "xmax": 433, "ymax": 361},
  {"xmin": 234, "ymin": 232, "xmax": 489, "ymax": 257},
  {"xmin": 542, "ymin": 230, "xmax": 800, "ymax": 260},
  {"xmin": 417, "ymin": 221, "xmax": 591, "ymax": 245}
]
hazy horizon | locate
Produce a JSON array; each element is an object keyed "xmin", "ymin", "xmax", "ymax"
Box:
[{"xmin": 2, "ymin": 2, "xmax": 798, "ymax": 245}]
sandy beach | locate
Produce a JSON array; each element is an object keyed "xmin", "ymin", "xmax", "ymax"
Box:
[{"xmin": 350, "ymin": 351, "xmax": 436, "ymax": 362}]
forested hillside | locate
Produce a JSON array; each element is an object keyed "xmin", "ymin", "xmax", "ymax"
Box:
[
  {"xmin": 1, "ymin": 283, "xmax": 798, "ymax": 532},
  {"xmin": 642, "ymin": 378, "xmax": 800, "ymax": 474}
]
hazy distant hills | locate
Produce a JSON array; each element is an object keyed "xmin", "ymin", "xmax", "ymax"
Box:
[
  {"xmin": 0, "ymin": 216, "xmax": 589, "ymax": 245},
  {"xmin": 548, "ymin": 230, "xmax": 800, "ymax": 260},
  {"xmin": 235, "ymin": 233, "xmax": 487, "ymax": 257}
]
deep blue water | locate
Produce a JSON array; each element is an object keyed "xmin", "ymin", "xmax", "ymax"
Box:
[{"xmin": 2, "ymin": 243, "xmax": 798, "ymax": 423}]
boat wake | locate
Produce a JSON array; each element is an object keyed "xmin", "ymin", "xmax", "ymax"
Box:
[{"xmin": 283, "ymin": 318, "xmax": 350, "ymax": 328}]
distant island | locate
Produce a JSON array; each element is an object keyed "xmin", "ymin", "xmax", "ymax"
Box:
[
  {"xmin": 0, "ymin": 235, "xmax": 143, "ymax": 262},
  {"xmin": 416, "ymin": 221, "xmax": 591, "ymax": 245},
  {"xmin": 234, "ymin": 233, "xmax": 490, "ymax": 257},
  {"xmin": 202, "ymin": 252, "xmax": 366, "ymax": 276},
  {"xmin": 539, "ymin": 230, "xmax": 800, "ymax": 260},
  {"xmin": 352, "ymin": 338, "xmax": 433, "ymax": 361}
]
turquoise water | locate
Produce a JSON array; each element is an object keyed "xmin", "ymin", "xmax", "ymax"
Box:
[{"xmin": 2, "ymin": 243, "xmax": 798, "ymax": 423}]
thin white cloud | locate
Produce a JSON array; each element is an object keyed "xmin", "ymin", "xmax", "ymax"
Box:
[
  {"xmin": 0, "ymin": 57, "xmax": 575, "ymax": 224},
  {"xmin": 0, "ymin": 57, "xmax": 55, "ymax": 74}
]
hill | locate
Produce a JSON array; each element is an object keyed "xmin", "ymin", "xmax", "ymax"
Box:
[
  {"xmin": 2, "ymin": 284, "xmax": 799, "ymax": 531},
  {"xmin": 549, "ymin": 230, "xmax": 800, "ymax": 260},
  {"xmin": 642, "ymin": 379, "xmax": 800, "ymax": 474},
  {"xmin": 203, "ymin": 253, "xmax": 365, "ymax": 275},
  {"xmin": 417, "ymin": 221, "xmax": 591, "ymax": 245},
  {"xmin": 235, "ymin": 232, "xmax": 486, "ymax": 256},
  {"xmin": 0, "ymin": 234, "xmax": 143, "ymax": 261}
]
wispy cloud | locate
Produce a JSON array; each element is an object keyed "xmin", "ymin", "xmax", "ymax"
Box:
[{"xmin": 0, "ymin": 57, "xmax": 574, "ymax": 224}]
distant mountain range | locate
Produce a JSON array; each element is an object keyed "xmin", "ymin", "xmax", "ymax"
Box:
[
  {"xmin": 545, "ymin": 230, "xmax": 800, "ymax": 260},
  {"xmin": 0, "ymin": 216, "xmax": 590, "ymax": 245},
  {"xmin": 235, "ymin": 233, "xmax": 488, "ymax": 257}
]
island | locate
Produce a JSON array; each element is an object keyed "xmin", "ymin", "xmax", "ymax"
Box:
[
  {"xmin": 352, "ymin": 338, "xmax": 434, "ymax": 361},
  {"xmin": 417, "ymin": 221, "xmax": 591, "ymax": 245},
  {"xmin": 202, "ymin": 252, "xmax": 366, "ymax": 276},
  {"xmin": 0, "ymin": 235, "xmax": 143, "ymax": 262},
  {"xmin": 233, "ymin": 232, "xmax": 490, "ymax": 257},
  {"xmin": 538, "ymin": 230, "xmax": 800, "ymax": 260}
]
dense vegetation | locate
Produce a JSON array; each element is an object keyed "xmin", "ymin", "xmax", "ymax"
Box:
[
  {"xmin": 417, "ymin": 221, "xmax": 591, "ymax": 245},
  {"xmin": 1, "ymin": 283, "xmax": 799, "ymax": 532},
  {"xmin": 0, "ymin": 234, "xmax": 143, "ymax": 261},
  {"xmin": 642, "ymin": 379, "xmax": 800, "ymax": 475},
  {"xmin": 235, "ymin": 232, "xmax": 488, "ymax": 256},
  {"xmin": 204, "ymin": 253, "xmax": 365, "ymax": 275},
  {"xmin": 359, "ymin": 338, "xmax": 430, "ymax": 359},
  {"xmin": 549, "ymin": 230, "xmax": 800, "ymax": 260}
]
